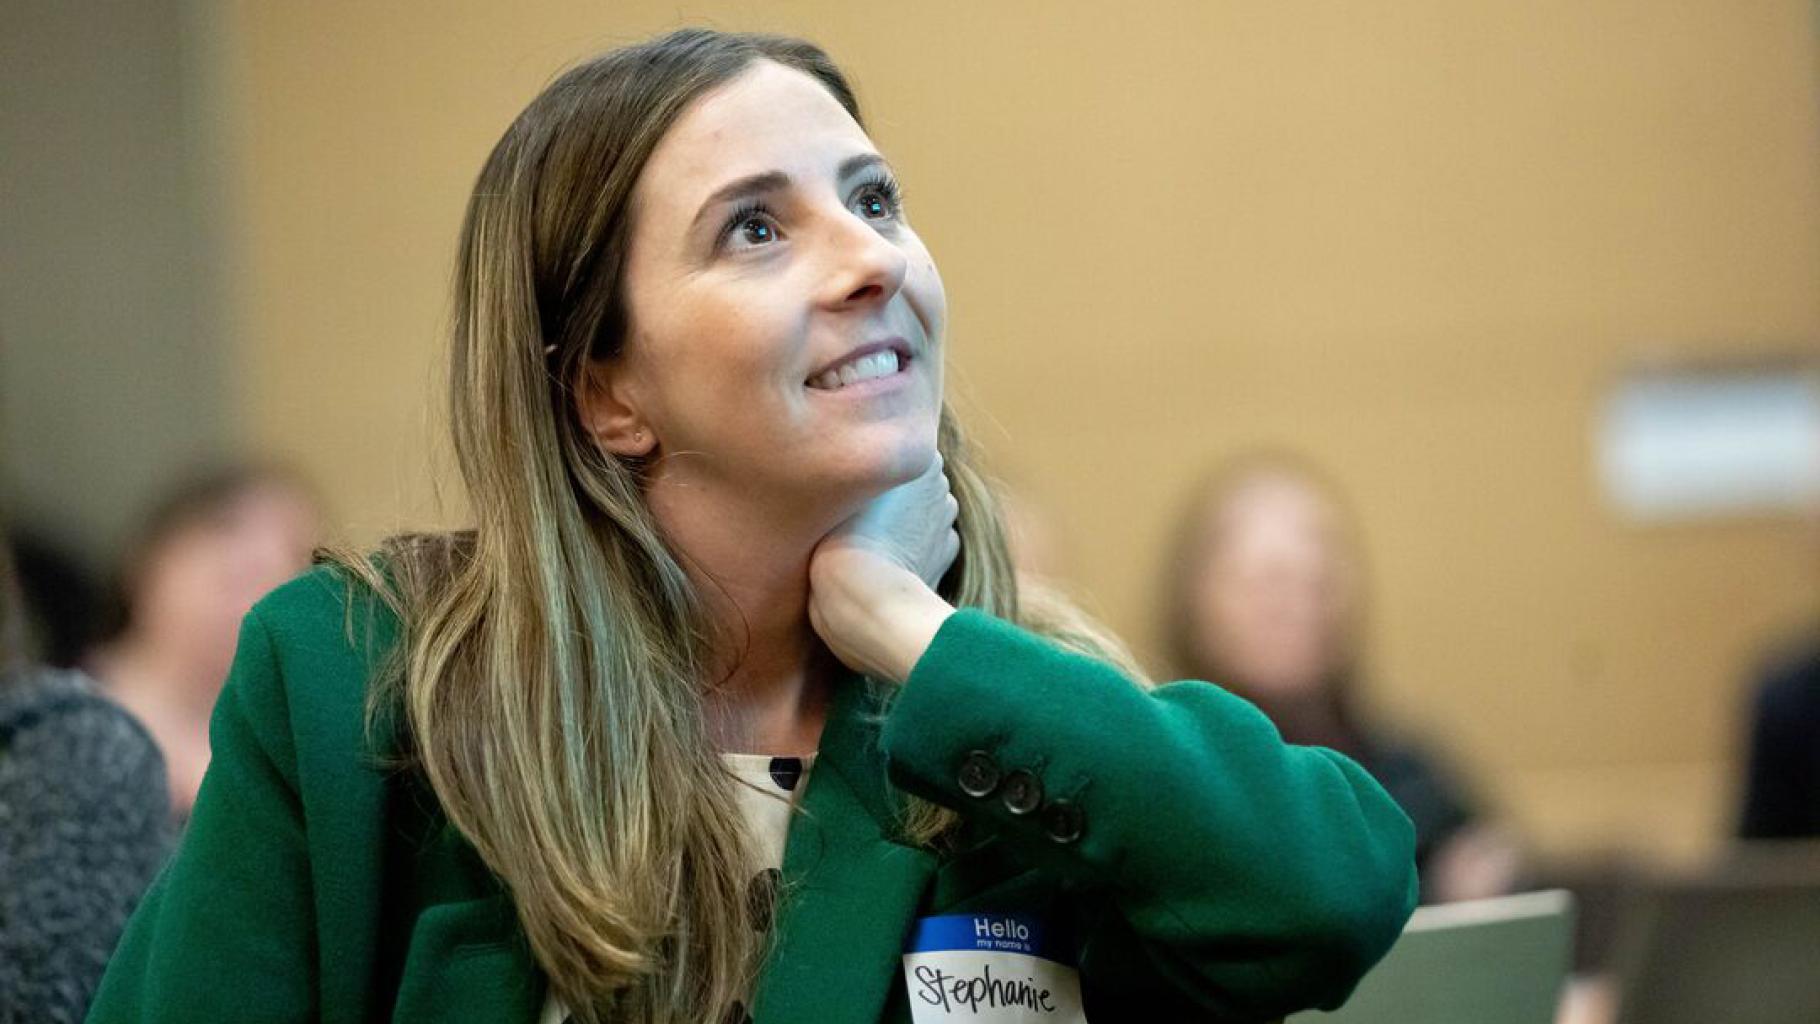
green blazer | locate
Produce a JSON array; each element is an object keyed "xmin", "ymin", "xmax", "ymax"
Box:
[{"xmin": 88, "ymin": 567, "xmax": 1416, "ymax": 1023}]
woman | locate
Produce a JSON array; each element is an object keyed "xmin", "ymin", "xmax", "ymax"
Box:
[
  {"xmin": 1164, "ymin": 451, "xmax": 1522, "ymax": 904},
  {"xmin": 1, "ymin": 533, "xmax": 170, "ymax": 1023},
  {"xmin": 90, "ymin": 463, "xmax": 321, "ymax": 818},
  {"xmin": 90, "ymin": 30, "xmax": 1416, "ymax": 1024}
]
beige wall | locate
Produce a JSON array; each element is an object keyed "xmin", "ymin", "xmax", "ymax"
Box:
[
  {"xmin": 2, "ymin": 0, "xmax": 230, "ymax": 555},
  {"xmin": 215, "ymin": 0, "xmax": 1820, "ymax": 861}
]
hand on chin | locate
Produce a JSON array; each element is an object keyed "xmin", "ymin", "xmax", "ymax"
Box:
[{"xmin": 806, "ymin": 452, "xmax": 959, "ymax": 682}]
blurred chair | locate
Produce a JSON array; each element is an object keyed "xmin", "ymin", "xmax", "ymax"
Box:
[
  {"xmin": 1288, "ymin": 890, "xmax": 1575, "ymax": 1024},
  {"xmin": 1611, "ymin": 841, "xmax": 1820, "ymax": 1024}
]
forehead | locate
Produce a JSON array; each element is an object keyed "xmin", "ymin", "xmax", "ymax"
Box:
[
  {"xmin": 636, "ymin": 60, "xmax": 874, "ymax": 210},
  {"xmin": 1211, "ymin": 477, "xmax": 1335, "ymax": 551}
]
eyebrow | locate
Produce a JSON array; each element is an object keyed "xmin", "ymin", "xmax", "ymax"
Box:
[{"xmin": 689, "ymin": 153, "xmax": 889, "ymax": 234}]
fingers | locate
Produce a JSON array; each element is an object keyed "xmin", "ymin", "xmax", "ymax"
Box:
[
  {"xmin": 913, "ymin": 451, "xmax": 958, "ymax": 527},
  {"xmin": 919, "ymin": 529, "xmax": 958, "ymax": 589},
  {"xmin": 925, "ymin": 526, "xmax": 961, "ymax": 588}
]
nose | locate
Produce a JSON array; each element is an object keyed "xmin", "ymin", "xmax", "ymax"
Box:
[{"xmin": 821, "ymin": 212, "xmax": 908, "ymax": 310}]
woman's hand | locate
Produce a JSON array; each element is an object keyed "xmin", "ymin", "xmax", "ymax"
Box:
[{"xmin": 808, "ymin": 454, "xmax": 960, "ymax": 682}]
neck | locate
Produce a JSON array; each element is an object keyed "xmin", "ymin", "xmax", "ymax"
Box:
[
  {"xmin": 1244, "ymin": 686, "xmax": 1358, "ymax": 754},
  {"xmin": 95, "ymin": 629, "xmax": 229, "ymax": 718},
  {"xmin": 646, "ymin": 467, "xmax": 851, "ymax": 756}
]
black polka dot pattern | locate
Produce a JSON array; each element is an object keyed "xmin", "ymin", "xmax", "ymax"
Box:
[
  {"xmin": 767, "ymin": 756, "xmax": 803, "ymax": 792},
  {"xmin": 747, "ymin": 866, "xmax": 781, "ymax": 932}
]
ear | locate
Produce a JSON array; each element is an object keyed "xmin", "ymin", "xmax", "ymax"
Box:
[{"xmin": 575, "ymin": 359, "xmax": 658, "ymax": 458}]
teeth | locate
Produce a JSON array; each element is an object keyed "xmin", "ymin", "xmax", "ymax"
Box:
[{"xmin": 810, "ymin": 350, "xmax": 902, "ymax": 390}]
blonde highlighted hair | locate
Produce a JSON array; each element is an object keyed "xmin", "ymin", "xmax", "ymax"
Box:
[{"xmin": 338, "ymin": 28, "xmax": 1142, "ymax": 1024}]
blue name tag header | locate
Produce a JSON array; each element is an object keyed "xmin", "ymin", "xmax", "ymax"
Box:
[{"xmin": 906, "ymin": 914, "xmax": 1074, "ymax": 966}]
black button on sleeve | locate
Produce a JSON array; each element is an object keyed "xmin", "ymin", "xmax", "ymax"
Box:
[
  {"xmin": 1042, "ymin": 799, "xmax": 1085, "ymax": 844},
  {"xmin": 999, "ymin": 769, "xmax": 1043, "ymax": 816},
  {"xmin": 957, "ymin": 750, "xmax": 1001, "ymax": 798}
]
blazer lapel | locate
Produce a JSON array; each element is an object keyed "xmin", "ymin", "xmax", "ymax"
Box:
[{"xmin": 753, "ymin": 674, "xmax": 937, "ymax": 1024}]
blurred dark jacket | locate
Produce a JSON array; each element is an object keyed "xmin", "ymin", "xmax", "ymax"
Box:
[
  {"xmin": 1360, "ymin": 738, "xmax": 1478, "ymax": 878},
  {"xmin": 1740, "ymin": 637, "xmax": 1820, "ymax": 839},
  {"xmin": 0, "ymin": 667, "xmax": 171, "ymax": 1024}
]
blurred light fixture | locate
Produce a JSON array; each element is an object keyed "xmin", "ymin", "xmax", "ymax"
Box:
[{"xmin": 1597, "ymin": 356, "xmax": 1820, "ymax": 522}]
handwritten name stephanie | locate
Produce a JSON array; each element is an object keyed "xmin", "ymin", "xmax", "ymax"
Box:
[{"xmin": 913, "ymin": 963, "xmax": 1057, "ymax": 1015}]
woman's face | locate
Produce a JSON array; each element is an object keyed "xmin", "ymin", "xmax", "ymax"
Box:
[
  {"xmin": 135, "ymin": 482, "xmax": 319, "ymax": 681},
  {"xmin": 1191, "ymin": 474, "xmax": 1356, "ymax": 698},
  {"xmin": 599, "ymin": 60, "xmax": 946, "ymax": 516}
]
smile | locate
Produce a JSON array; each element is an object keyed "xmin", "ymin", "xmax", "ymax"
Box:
[{"xmin": 806, "ymin": 345, "xmax": 911, "ymax": 391}]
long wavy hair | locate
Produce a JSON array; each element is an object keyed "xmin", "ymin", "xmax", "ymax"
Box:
[{"xmin": 340, "ymin": 28, "xmax": 1144, "ymax": 1024}]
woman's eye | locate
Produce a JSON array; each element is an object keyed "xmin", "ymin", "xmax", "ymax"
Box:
[
  {"xmin": 722, "ymin": 205, "xmax": 782, "ymax": 250},
  {"xmin": 854, "ymin": 181, "xmax": 902, "ymax": 221}
]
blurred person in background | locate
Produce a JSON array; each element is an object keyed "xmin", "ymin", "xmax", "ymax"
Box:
[
  {"xmin": 1737, "ymin": 433, "xmax": 1820, "ymax": 841},
  {"xmin": 0, "ymin": 526, "xmax": 171, "ymax": 1024},
  {"xmin": 1165, "ymin": 451, "xmax": 1524, "ymax": 903},
  {"xmin": 88, "ymin": 463, "xmax": 321, "ymax": 820},
  {"xmin": 2, "ymin": 524, "xmax": 107, "ymax": 669},
  {"xmin": 1739, "ymin": 634, "xmax": 1820, "ymax": 840}
]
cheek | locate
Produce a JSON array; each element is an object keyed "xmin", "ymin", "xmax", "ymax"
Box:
[
  {"xmin": 1198, "ymin": 578, "xmax": 1245, "ymax": 644},
  {"xmin": 906, "ymin": 255, "xmax": 948, "ymax": 341},
  {"xmin": 644, "ymin": 297, "xmax": 808, "ymax": 432}
]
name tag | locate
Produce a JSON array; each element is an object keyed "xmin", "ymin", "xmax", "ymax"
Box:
[{"xmin": 902, "ymin": 914, "xmax": 1087, "ymax": 1023}]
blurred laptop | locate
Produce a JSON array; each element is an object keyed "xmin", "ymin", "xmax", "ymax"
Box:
[
  {"xmin": 1288, "ymin": 889, "xmax": 1575, "ymax": 1024},
  {"xmin": 1613, "ymin": 842, "xmax": 1820, "ymax": 1024}
]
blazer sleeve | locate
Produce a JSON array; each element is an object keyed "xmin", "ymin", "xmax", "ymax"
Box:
[
  {"xmin": 87, "ymin": 606, "xmax": 320, "ymax": 1022},
  {"xmin": 879, "ymin": 609, "xmax": 1418, "ymax": 1021}
]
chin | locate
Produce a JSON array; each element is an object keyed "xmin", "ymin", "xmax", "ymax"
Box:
[
  {"xmin": 808, "ymin": 430, "xmax": 940, "ymax": 505},
  {"xmin": 882, "ymin": 424, "xmax": 943, "ymax": 482},
  {"xmin": 882, "ymin": 433, "xmax": 941, "ymax": 483}
]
